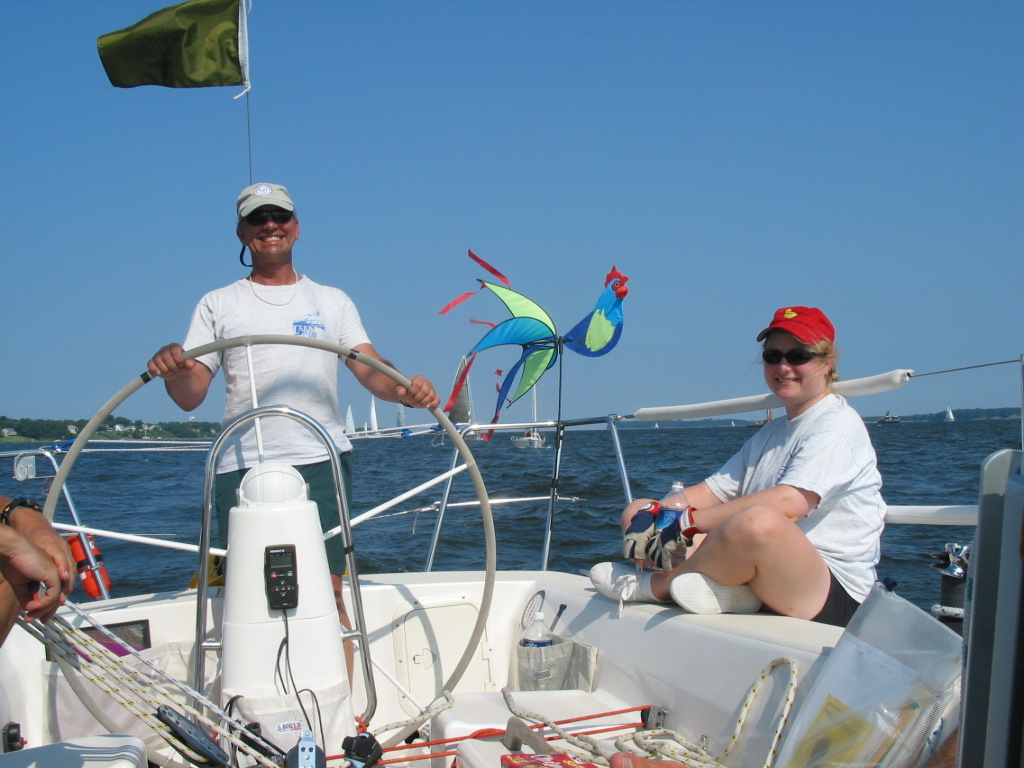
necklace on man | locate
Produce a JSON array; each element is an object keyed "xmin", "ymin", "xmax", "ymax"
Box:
[{"xmin": 248, "ymin": 269, "xmax": 300, "ymax": 306}]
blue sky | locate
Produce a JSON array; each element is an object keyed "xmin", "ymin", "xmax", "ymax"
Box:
[{"xmin": 2, "ymin": 2, "xmax": 1021, "ymax": 428}]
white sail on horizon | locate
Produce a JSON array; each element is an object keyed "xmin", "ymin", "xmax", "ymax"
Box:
[{"xmin": 448, "ymin": 356, "xmax": 473, "ymax": 425}]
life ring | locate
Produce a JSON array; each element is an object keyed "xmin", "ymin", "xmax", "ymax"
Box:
[{"xmin": 66, "ymin": 534, "xmax": 112, "ymax": 598}]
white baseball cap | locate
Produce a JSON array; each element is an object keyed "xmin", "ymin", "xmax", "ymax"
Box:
[{"xmin": 236, "ymin": 183, "xmax": 295, "ymax": 220}]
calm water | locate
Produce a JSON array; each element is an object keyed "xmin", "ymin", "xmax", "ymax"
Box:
[{"xmin": 8, "ymin": 418, "xmax": 1021, "ymax": 615}]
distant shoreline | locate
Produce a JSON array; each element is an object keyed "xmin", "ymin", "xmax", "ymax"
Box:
[
  {"xmin": 2, "ymin": 406, "xmax": 1019, "ymax": 441},
  {"xmin": 614, "ymin": 407, "xmax": 1022, "ymax": 429}
]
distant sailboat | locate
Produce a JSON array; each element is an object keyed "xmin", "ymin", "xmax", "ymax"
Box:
[
  {"xmin": 944, "ymin": 407, "xmax": 955, "ymax": 422},
  {"xmin": 511, "ymin": 387, "xmax": 545, "ymax": 448},
  {"xmin": 447, "ymin": 356, "xmax": 481, "ymax": 441},
  {"xmin": 448, "ymin": 357, "xmax": 472, "ymax": 424},
  {"xmin": 347, "ymin": 398, "xmax": 408, "ymax": 440},
  {"xmin": 396, "ymin": 405, "xmax": 406, "ymax": 428},
  {"xmin": 749, "ymin": 408, "xmax": 774, "ymax": 427}
]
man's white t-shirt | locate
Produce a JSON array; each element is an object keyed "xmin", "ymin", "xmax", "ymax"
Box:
[
  {"xmin": 705, "ymin": 393, "xmax": 885, "ymax": 601},
  {"xmin": 183, "ymin": 276, "xmax": 371, "ymax": 473}
]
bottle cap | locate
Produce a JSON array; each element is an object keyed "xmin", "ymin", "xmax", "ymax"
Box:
[{"xmin": 533, "ymin": 611, "xmax": 545, "ymax": 620}]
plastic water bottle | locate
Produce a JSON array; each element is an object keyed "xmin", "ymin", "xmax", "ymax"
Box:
[
  {"xmin": 656, "ymin": 482, "xmax": 692, "ymax": 568},
  {"xmin": 657, "ymin": 481, "xmax": 690, "ymax": 531},
  {"xmin": 520, "ymin": 611, "xmax": 553, "ymax": 648}
]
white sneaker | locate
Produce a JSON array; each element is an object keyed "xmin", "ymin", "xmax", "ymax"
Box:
[
  {"xmin": 668, "ymin": 573, "xmax": 762, "ymax": 615},
  {"xmin": 589, "ymin": 562, "xmax": 667, "ymax": 616}
]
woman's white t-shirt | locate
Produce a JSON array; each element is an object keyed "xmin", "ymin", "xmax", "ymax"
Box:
[{"xmin": 705, "ymin": 393, "xmax": 885, "ymax": 601}]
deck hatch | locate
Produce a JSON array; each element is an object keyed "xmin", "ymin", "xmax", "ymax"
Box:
[{"xmin": 393, "ymin": 600, "xmax": 494, "ymax": 717}]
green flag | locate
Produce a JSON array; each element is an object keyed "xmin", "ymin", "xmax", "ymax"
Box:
[{"xmin": 97, "ymin": 0, "xmax": 248, "ymax": 89}]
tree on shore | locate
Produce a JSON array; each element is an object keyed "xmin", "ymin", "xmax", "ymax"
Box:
[{"xmin": 0, "ymin": 414, "xmax": 219, "ymax": 441}]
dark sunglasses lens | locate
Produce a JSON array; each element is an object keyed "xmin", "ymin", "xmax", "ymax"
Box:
[
  {"xmin": 763, "ymin": 349, "xmax": 817, "ymax": 365},
  {"xmin": 246, "ymin": 210, "xmax": 293, "ymax": 225}
]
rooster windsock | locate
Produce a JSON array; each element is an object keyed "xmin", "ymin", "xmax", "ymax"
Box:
[{"xmin": 440, "ymin": 250, "xmax": 629, "ymax": 437}]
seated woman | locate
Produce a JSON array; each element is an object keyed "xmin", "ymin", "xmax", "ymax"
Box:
[{"xmin": 590, "ymin": 306, "xmax": 884, "ymax": 627}]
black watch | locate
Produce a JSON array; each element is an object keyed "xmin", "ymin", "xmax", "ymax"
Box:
[{"xmin": 0, "ymin": 498, "xmax": 41, "ymax": 526}]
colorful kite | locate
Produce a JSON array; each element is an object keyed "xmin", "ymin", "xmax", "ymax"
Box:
[{"xmin": 440, "ymin": 250, "xmax": 629, "ymax": 436}]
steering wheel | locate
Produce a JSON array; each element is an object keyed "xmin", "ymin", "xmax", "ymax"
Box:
[{"xmin": 42, "ymin": 334, "xmax": 496, "ymax": 736}]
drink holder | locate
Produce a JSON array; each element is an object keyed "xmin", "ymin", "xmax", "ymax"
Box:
[{"xmin": 515, "ymin": 636, "xmax": 599, "ymax": 692}]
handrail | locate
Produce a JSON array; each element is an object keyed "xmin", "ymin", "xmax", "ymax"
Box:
[
  {"xmin": 883, "ymin": 505, "xmax": 976, "ymax": 526},
  {"xmin": 191, "ymin": 404, "xmax": 380, "ymax": 725},
  {"xmin": 633, "ymin": 369, "xmax": 914, "ymax": 422}
]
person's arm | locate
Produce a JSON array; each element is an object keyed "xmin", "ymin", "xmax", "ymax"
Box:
[
  {"xmin": 344, "ymin": 343, "xmax": 440, "ymax": 410},
  {"xmin": 148, "ymin": 343, "xmax": 215, "ymax": 411},
  {"xmin": 0, "ymin": 525, "xmax": 66, "ymax": 622},
  {"xmin": 689, "ymin": 481, "xmax": 819, "ymax": 533},
  {"xmin": 1, "ymin": 497, "xmax": 74, "ymax": 605}
]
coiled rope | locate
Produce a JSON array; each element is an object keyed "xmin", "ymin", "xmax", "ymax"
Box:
[
  {"xmin": 17, "ymin": 600, "xmax": 285, "ymax": 768},
  {"xmin": 500, "ymin": 656, "xmax": 799, "ymax": 768},
  {"xmin": 369, "ymin": 691, "xmax": 456, "ymax": 739}
]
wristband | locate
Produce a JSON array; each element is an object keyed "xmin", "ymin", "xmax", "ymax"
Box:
[
  {"xmin": 678, "ymin": 507, "xmax": 701, "ymax": 542},
  {"xmin": 1, "ymin": 498, "xmax": 41, "ymax": 526}
]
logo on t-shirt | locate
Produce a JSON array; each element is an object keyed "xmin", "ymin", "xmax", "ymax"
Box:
[{"xmin": 294, "ymin": 310, "xmax": 326, "ymax": 339}]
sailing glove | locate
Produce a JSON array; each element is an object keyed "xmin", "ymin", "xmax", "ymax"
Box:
[
  {"xmin": 643, "ymin": 502, "xmax": 702, "ymax": 571},
  {"xmin": 622, "ymin": 502, "xmax": 659, "ymax": 562}
]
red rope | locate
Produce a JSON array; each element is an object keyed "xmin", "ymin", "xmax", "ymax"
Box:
[
  {"xmin": 381, "ymin": 705, "xmax": 651, "ymax": 752},
  {"xmin": 370, "ymin": 722, "xmax": 644, "ymax": 764},
  {"xmin": 346, "ymin": 704, "xmax": 652, "ymax": 765}
]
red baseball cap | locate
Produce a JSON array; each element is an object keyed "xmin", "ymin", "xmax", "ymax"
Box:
[{"xmin": 756, "ymin": 306, "xmax": 835, "ymax": 345}]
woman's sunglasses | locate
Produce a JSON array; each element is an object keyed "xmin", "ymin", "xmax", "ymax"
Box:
[
  {"xmin": 762, "ymin": 348, "xmax": 826, "ymax": 366},
  {"xmin": 244, "ymin": 210, "xmax": 294, "ymax": 226}
]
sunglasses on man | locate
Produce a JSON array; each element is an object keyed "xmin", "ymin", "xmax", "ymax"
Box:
[{"xmin": 244, "ymin": 210, "xmax": 294, "ymax": 226}]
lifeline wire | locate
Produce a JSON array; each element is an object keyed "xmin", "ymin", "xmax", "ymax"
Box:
[{"xmin": 909, "ymin": 358, "xmax": 1020, "ymax": 378}]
